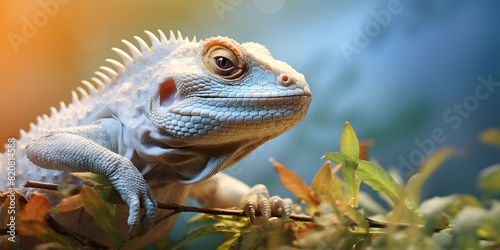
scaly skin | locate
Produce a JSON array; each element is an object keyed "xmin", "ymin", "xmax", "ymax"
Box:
[{"xmin": 0, "ymin": 30, "xmax": 311, "ymax": 247}]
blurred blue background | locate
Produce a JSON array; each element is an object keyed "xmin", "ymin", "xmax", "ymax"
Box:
[
  {"xmin": 214, "ymin": 0, "xmax": 500, "ymax": 210},
  {"xmin": 2, "ymin": 0, "xmax": 500, "ymax": 248}
]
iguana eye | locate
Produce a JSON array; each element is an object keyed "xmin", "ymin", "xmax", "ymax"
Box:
[
  {"xmin": 201, "ymin": 37, "xmax": 246, "ymax": 80},
  {"xmin": 214, "ymin": 56, "xmax": 234, "ymax": 70}
]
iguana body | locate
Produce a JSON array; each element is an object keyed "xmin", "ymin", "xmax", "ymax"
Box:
[{"xmin": 0, "ymin": 30, "xmax": 311, "ymax": 247}]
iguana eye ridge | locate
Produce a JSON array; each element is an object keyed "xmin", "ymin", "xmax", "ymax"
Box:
[{"xmin": 214, "ymin": 56, "xmax": 234, "ymax": 70}]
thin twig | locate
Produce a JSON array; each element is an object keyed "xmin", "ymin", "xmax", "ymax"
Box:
[
  {"xmin": 22, "ymin": 180, "xmax": 444, "ymax": 232},
  {"xmin": 24, "ymin": 180, "xmax": 313, "ymax": 221},
  {"xmin": 23, "ymin": 180, "xmax": 60, "ymax": 191},
  {"xmin": 366, "ymin": 217, "xmax": 443, "ymax": 233},
  {"xmin": 156, "ymin": 203, "xmax": 314, "ymax": 222}
]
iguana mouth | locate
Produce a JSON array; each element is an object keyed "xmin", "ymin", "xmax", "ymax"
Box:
[
  {"xmin": 166, "ymin": 94, "xmax": 310, "ymax": 125},
  {"xmin": 191, "ymin": 95, "xmax": 310, "ymax": 106},
  {"xmin": 196, "ymin": 92, "xmax": 312, "ymax": 99},
  {"xmin": 193, "ymin": 87, "xmax": 312, "ymax": 100}
]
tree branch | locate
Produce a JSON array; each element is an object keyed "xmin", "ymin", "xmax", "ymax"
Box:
[{"xmin": 23, "ymin": 180, "xmax": 443, "ymax": 232}]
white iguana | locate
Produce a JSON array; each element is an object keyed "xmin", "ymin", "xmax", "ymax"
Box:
[{"xmin": 0, "ymin": 30, "xmax": 311, "ymax": 248}]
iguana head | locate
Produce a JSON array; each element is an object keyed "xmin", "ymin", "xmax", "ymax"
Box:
[{"xmin": 148, "ymin": 35, "xmax": 312, "ymax": 144}]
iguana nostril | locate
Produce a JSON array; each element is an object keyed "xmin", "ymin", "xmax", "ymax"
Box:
[
  {"xmin": 282, "ymin": 75, "xmax": 289, "ymax": 82},
  {"xmin": 279, "ymin": 73, "xmax": 293, "ymax": 86}
]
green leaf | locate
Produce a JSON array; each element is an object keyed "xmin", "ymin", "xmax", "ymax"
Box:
[
  {"xmin": 355, "ymin": 235, "xmax": 373, "ymax": 250},
  {"xmin": 241, "ymin": 225, "xmax": 264, "ymax": 250},
  {"xmin": 356, "ymin": 160, "xmax": 402, "ymax": 204},
  {"xmin": 330, "ymin": 175, "xmax": 346, "ymax": 202},
  {"xmin": 479, "ymin": 127, "xmax": 500, "ymax": 147},
  {"xmin": 477, "ymin": 164, "xmax": 500, "ymax": 193},
  {"xmin": 47, "ymin": 207, "xmax": 63, "ymax": 214},
  {"xmin": 187, "ymin": 213, "xmax": 216, "ymax": 225},
  {"xmin": 405, "ymin": 174, "xmax": 421, "ymax": 213},
  {"xmin": 80, "ymin": 185, "xmax": 123, "ymax": 246},
  {"xmin": 217, "ymin": 233, "xmax": 241, "ymax": 250},
  {"xmin": 342, "ymin": 167, "xmax": 361, "ymax": 207},
  {"xmin": 72, "ymin": 172, "xmax": 112, "ymax": 187},
  {"xmin": 339, "ymin": 235, "xmax": 361, "ymax": 250},
  {"xmin": 295, "ymin": 227, "xmax": 349, "ymax": 248},
  {"xmin": 341, "ymin": 205, "xmax": 369, "ymax": 232},
  {"xmin": 340, "ymin": 122, "xmax": 360, "ymax": 171},
  {"xmin": 323, "ymin": 152, "xmax": 344, "ymax": 165},
  {"xmin": 240, "ymin": 219, "xmax": 290, "ymax": 249},
  {"xmin": 168, "ymin": 225, "xmax": 235, "ymax": 249},
  {"xmin": 99, "ymin": 188, "xmax": 117, "ymax": 216},
  {"xmin": 340, "ymin": 122, "xmax": 360, "ymax": 207}
]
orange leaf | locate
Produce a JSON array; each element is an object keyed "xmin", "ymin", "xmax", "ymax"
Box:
[
  {"xmin": 18, "ymin": 220, "xmax": 50, "ymax": 237},
  {"xmin": 19, "ymin": 191, "xmax": 50, "ymax": 224},
  {"xmin": 270, "ymin": 158, "xmax": 318, "ymax": 205},
  {"xmin": 311, "ymin": 161, "xmax": 332, "ymax": 201},
  {"xmin": 17, "ymin": 220, "xmax": 75, "ymax": 249},
  {"xmin": 296, "ymin": 222, "xmax": 319, "ymax": 238},
  {"xmin": 358, "ymin": 139, "xmax": 374, "ymax": 161},
  {"xmin": 57, "ymin": 194, "xmax": 84, "ymax": 212}
]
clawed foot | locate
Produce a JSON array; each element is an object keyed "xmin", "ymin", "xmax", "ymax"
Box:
[
  {"xmin": 242, "ymin": 184, "xmax": 292, "ymax": 224},
  {"xmin": 108, "ymin": 160, "xmax": 158, "ymax": 230}
]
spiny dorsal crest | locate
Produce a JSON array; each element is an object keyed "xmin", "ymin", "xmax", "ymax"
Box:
[
  {"xmin": 24, "ymin": 30, "xmax": 197, "ymax": 140},
  {"xmin": 73, "ymin": 30, "xmax": 196, "ymax": 104}
]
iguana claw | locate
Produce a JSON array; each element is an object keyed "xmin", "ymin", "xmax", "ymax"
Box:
[
  {"xmin": 242, "ymin": 184, "xmax": 292, "ymax": 224},
  {"xmin": 108, "ymin": 159, "xmax": 158, "ymax": 229}
]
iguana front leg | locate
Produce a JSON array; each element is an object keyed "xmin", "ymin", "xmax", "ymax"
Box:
[
  {"xmin": 25, "ymin": 118, "xmax": 157, "ymax": 228},
  {"xmin": 190, "ymin": 173, "xmax": 292, "ymax": 223}
]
